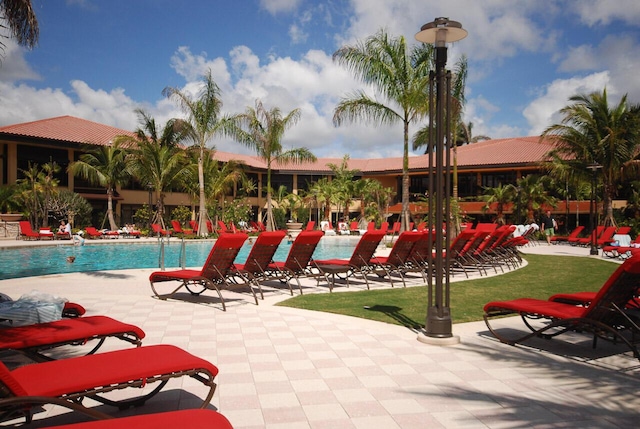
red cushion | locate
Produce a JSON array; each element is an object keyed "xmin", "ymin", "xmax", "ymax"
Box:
[
  {"xmin": 11, "ymin": 345, "xmax": 218, "ymax": 397},
  {"xmin": 483, "ymin": 298, "xmax": 586, "ymax": 319},
  {"xmin": 45, "ymin": 409, "xmax": 233, "ymax": 429},
  {"xmin": 0, "ymin": 315, "xmax": 144, "ymax": 350},
  {"xmin": 149, "ymin": 269, "xmax": 202, "ymax": 282}
]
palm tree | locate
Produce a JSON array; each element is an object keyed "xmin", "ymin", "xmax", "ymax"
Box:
[
  {"xmin": 542, "ymin": 89, "xmax": 640, "ymax": 226},
  {"xmin": 515, "ymin": 175, "xmax": 556, "ymax": 224},
  {"xmin": 68, "ymin": 142, "xmax": 129, "ymax": 230},
  {"xmin": 163, "ymin": 70, "xmax": 232, "ymax": 236},
  {"xmin": 333, "ymin": 29, "xmax": 433, "ymax": 232},
  {"xmin": 481, "ymin": 183, "xmax": 516, "ymax": 225},
  {"xmin": 1, "ymin": 0, "xmax": 39, "ymax": 52},
  {"xmin": 127, "ymin": 139, "xmax": 189, "ymax": 228},
  {"xmin": 327, "ymin": 155, "xmax": 360, "ymax": 221},
  {"xmin": 232, "ymin": 99, "xmax": 317, "ymax": 231}
]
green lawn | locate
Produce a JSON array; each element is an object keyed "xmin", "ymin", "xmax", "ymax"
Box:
[{"xmin": 276, "ymin": 254, "xmax": 618, "ymax": 328}]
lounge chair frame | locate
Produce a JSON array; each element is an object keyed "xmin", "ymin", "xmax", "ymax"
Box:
[
  {"xmin": 483, "ymin": 255, "xmax": 640, "ymax": 359},
  {"xmin": 149, "ymin": 233, "xmax": 248, "ymax": 311}
]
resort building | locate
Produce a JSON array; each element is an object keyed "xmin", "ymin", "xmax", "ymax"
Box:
[{"xmin": 0, "ymin": 115, "xmax": 595, "ymax": 227}]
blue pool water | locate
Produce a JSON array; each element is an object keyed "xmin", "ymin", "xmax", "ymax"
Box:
[{"xmin": 0, "ymin": 237, "xmax": 359, "ymax": 280}]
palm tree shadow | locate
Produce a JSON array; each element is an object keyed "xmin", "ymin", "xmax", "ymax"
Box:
[{"xmin": 365, "ymin": 305, "xmax": 422, "ymax": 332}]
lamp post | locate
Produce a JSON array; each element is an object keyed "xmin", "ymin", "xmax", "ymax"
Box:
[
  {"xmin": 587, "ymin": 162, "xmax": 602, "ymax": 256},
  {"xmin": 415, "ymin": 18, "xmax": 467, "ymax": 342},
  {"xmin": 147, "ymin": 183, "xmax": 153, "ymax": 226}
]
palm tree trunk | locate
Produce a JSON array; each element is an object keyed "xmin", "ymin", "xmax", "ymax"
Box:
[
  {"xmin": 106, "ymin": 188, "xmax": 118, "ymax": 231},
  {"xmin": 401, "ymin": 121, "xmax": 410, "ymax": 232},
  {"xmin": 197, "ymin": 150, "xmax": 207, "ymax": 236},
  {"xmin": 266, "ymin": 167, "xmax": 275, "ymax": 231}
]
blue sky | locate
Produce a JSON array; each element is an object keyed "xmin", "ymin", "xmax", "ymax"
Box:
[{"xmin": 1, "ymin": 0, "xmax": 639, "ymax": 159}]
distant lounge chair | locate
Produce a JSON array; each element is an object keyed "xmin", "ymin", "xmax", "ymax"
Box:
[
  {"xmin": 149, "ymin": 233, "xmax": 248, "ymax": 311},
  {"xmin": 313, "ymin": 230, "xmax": 386, "ymax": 291},
  {"xmin": 484, "ymin": 254, "xmax": 640, "ymax": 360},
  {"xmin": 171, "ymin": 220, "xmax": 193, "ymax": 235},
  {"xmin": 84, "ymin": 226, "xmax": 103, "ymax": 239},
  {"xmin": 266, "ymin": 231, "xmax": 324, "ymax": 294},
  {"xmin": 305, "ymin": 221, "xmax": 315, "ymax": 231},
  {"xmin": 550, "ymin": 225, "xmax": 584, "ymax": 244},
  {"xmin": 217, "ymin": 221, "xmax": 231, "ymax": 234},
  {"xmin": 151, "ymin": 223, "xmax": 171, "ymax": 237},
  {"xmin": 0, "ymin": 344, "xmax": 218, "ymax": 423},
  {"xmin": 18, "ymin": 221, "xmax": 40, "ymax": 241}
]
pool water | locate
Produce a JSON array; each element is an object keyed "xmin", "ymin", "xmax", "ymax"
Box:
[{"xmin": 0, "ymin": 237, "xmax": 360, "ymax": 280}]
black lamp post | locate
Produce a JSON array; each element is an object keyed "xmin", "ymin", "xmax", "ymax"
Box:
[
  {"xmin": 415, "ymin": 18, "xmax": 467, "ymax": 342},
  {"xmin": 147, "ymin": 183, "xmax": 153, "ymax": 226},
  {"xmin": 587, "ymin": 162, "xmax": 602, "ymax": 256}
]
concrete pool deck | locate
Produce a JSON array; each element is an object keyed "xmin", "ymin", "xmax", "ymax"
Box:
[{"xmin": 1, "ymin": 238, "xmax": 639, "ymax": 428}]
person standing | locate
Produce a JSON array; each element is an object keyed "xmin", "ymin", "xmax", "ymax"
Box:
[{"xmin": 539, "ymin": 210, "xmax": 557, "ymax": 245}]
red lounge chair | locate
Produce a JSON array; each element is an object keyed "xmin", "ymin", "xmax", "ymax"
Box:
[
  {"xmin": 313, "ymin": 230, "xmax": 386, "ymax": 291},
  {"xmin": 84, "ymin": 227, "xmax": 103, "ymax": 239},
  {"xmin": 217, "ymin": 221, "xmax": 230, "ymax": 234},
  {"xmin": 18, "ymin": 221, "xmax": 40, "ymax": 240},
  {"xmin": 171, "ymin": 220, "xmax": 193, "ymax": 235},
  {"xmin": 38, "ymin": 226, "xmax": 54, "ymax": 240},
  {"xmin": 206, "ymin": 220, "xmax": 214, "ymax": 234},
  {"xmin": 2, "ymin": 408, "xmax": 233, "ymax": 429},
  {"xmin": 232, "ymin": 231, "xmax": 286, "ymax": 302},
  {"xmin": 305, "ymin": 220, "xmax": 315, "ymax": 231},
  {"xmin": 189, "ymin": 219, "xmax": 199, "ymax": 233},
  {"xmin": 415, "ymin": 221, "xmax": 427, "ymax": 231},
  {"xmin": 349, "ymin": 221, "xmax": 359, "ymax": 235},
  {"xmin": 370, "ymin": 231, "xmax": 423, "ymax": 287},
  {"xmin": 483, "ymin": 254, "xmax": 640, "ymax": 359},
  {"xmin": 149, "ymin": 233, "xmax": 248, "ymax": 311},
  {"xmin": 151, "ymin": 223, "xmax": 171, "ymax": 237},
  {"xmin": 389, "ymin": 221, "xmax": 401, "ymax": 236},
  {"xmin": 257, "ymin": 221, "xmax": 267, "ymax": 232},
  {"xmin": 266, "ymin": 230, "xmax": 324, "ymax": 294},
  {"xmin": 0, "ymin": 316, "xmax": 144, "ymax": 360},
  {"xmin": 379, "ymin": 221, "xmax": 389, "ymax": 232},
  {"xmin": 0, "ymin": 344, "xmax": 218, "ymax": 423},
  {"xmin": 550, "ymin": 225, "xmax": 584, "ymax": 244}
]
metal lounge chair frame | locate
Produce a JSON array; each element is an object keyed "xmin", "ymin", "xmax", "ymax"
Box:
[
  {"xmin": 483, "ymin": 254, "xmax": 640, "ymax": 359},
  {"xmin": 369, "ymin": 231, "xmax": 423, "ymax": 287},
  {"xmin": 0, "ymin": 344, "xmax": 218, "ymax": 424},
  {"xmin": 149, "ymin": 233, "xmax": 248, "ymax": 311},
  {"xmin": 313, "ymin": 230, "xmax": 386, "ymax": 291}
]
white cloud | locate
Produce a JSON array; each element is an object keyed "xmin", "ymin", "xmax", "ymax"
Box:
[
  {"xmin": 523, "ymin": 72, "xmax": 611, "ymax": 135},
  {"xmin": 260, "ymin": 0, "xmax": 301, "ymax": 16},
  {"xmin": 289, "ymin": 24, "xmax": 308, "ymax": 44},
  {"xmin": 573, "ymin": 0, "xmax": 640, "ymax": 26},
  {"xmin": 0, "ymin": 38, "xmax": 40, "ymax": 83}
]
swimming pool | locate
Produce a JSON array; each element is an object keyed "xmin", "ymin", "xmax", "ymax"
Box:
[{"xmin": 0, "ymin": 237, "xmax": 360, "ymax": 280}]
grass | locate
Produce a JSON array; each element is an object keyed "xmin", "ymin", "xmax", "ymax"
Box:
[{"xmin": 276, "ymin": 254, "xmax": 618, "ymax": 329}]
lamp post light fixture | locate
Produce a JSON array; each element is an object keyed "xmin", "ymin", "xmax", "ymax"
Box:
[
  {"xmin": 415, "ymin": 18, "xmax": 467, "ymax": 343},
  {"xmin": 587, "ymin": 162, "xmax": 602, "ymax": 256}
]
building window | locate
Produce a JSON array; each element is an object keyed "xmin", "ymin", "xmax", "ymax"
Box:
[
  {"xmin": 17, "ymin": 144, "xmax": 69, "ymax": 186},
  {"xmin": 481, "ymin": 172, "xmax": 516, "ymax": 189}
]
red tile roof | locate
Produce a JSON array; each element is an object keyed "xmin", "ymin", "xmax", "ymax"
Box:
[
  {"xmin": 0, "ymin": 115, "xmax": 136, "ymax": 145},
  {"xmin": 0, "ymin": 116, "xmax": 555, "ymax": 174}
]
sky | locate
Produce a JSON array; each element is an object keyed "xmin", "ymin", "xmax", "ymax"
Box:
[{"xmin": 1, "ymin": 0, "xmax": 639, "ymax": 159}]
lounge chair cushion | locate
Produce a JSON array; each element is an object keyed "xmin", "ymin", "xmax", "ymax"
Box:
[
  {"xmin": 7, "ymin": 344, "xmax": 218, "ymax": 398},
  {"xmin": 483, "ymin": 298, "xmax": 585, "ymax": 320},
  {"xmin": 0, "ymin": 315, "xmax": 144, "ymax": 351}
]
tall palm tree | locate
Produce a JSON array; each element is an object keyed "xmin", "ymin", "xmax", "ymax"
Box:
[
  {"xmin": 542, "ymin": 89, "xmax": 640, "ymax": 226},
  {"xmin": 1, "ymin": 0, "xmax": 39, "ymax": 52},
  {"xmin": 163, "ymin": 70, "xmax": 232, "ymax": 236},
  {"xmin": 127, "ymin": 140, "xmax": 189, "ymax": 228},
  {"xmin": 68, "ymin": 142, "xmax": 130, "ymax": 230},
  {"xmin": 333, "ymin": 29, "xmax": 433, "ymax": 232},
  {"xmin": 232, "ymin": 99, "xmax": 317, "ymax": 231}
]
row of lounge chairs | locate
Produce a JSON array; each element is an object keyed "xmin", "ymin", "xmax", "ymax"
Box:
[
  {"xmin": 149, "ymin": 223, "xmax": 529, "ymax": 310},
  {"xmin": 0, "ymin": 302, "xmax": 232, "ymax": 427},
  {"xmin": 18, "ymin": 221, "xmax": 142, "ymax": 240}
]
